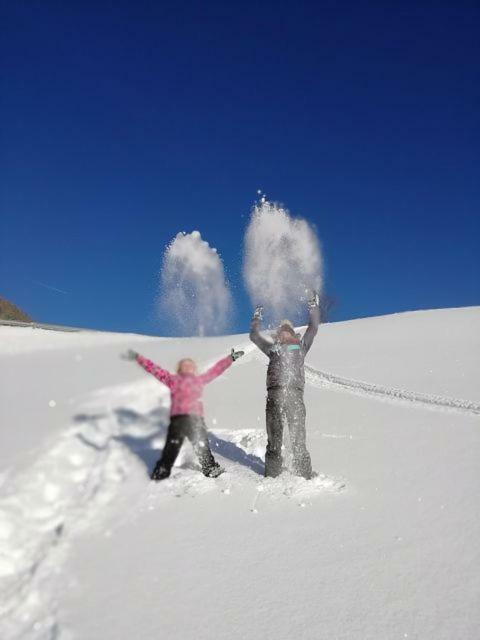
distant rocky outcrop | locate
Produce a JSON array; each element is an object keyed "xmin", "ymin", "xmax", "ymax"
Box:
[{"xmin": 0, "ymin": 297, "xmax": 32, "ymax": 322}]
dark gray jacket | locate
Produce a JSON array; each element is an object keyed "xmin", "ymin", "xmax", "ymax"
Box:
[{"xmin": 250, "ymin": 307, "xmax": 320, "ymax": 391}]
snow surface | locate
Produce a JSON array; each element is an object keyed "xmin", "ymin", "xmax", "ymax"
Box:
[{"xmin": 0, "ymin": 308, "xmax": 479, "ymax": 640}]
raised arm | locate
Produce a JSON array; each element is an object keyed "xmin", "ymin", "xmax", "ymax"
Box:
[
  {"xmin": 302, "ymin": 292, "xmax": 321, "ymax": 353},
  {"xmin": 136, "ymin": 354, "xmax": 174, "ymax": 387},
  {"xmin": 198, "ymin": 355, "xmax": 233, "ymax": 384},
  {"xmin": 249, "ymin": 306, "xmax": 273, "ymax": 356}
]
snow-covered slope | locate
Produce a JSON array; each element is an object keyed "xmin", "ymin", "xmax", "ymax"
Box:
[{"xmin": 0, "ymin": 308, "xmax": 479, "ymax": 640}]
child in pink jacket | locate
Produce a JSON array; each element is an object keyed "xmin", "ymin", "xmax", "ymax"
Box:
[{"xmin": 122, "ymin": 348, "xmax": 244, "ymax": 480}]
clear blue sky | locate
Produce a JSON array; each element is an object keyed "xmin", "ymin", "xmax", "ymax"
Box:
[{"xmin": 1, "ymin": 1, "xmax": 478, "ymax": 334}]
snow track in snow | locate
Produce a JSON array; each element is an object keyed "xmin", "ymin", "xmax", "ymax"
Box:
[
  {"xmin": 245, "ymin": 337, "xmax": 479, "ymax": 415},
  {"xmin": 0, "ymin": 380, "xmax": 164, "ymax": 640},
  {"xmin": 0, "ymin": 427, "xmax": 126, "ymax": 639},
  {"xmin": 305, "ymin": 365, "xmax": 480, "ymax": 415}
]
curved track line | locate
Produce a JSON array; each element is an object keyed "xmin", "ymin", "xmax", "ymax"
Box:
[{"xmin": 305, "ymin": 365, "xmax": 480, "ymax": 416}]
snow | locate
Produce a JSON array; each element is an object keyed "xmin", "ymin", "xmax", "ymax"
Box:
[
  {"xmin": 243, "ymin": 198, "xmax": 323, "ymax": 323},
  {"xmin": 0, "ymin": 307, "xmax": 479, "ymax": 639},
  {"xmin": 160, "ymin": 230, "xmax": 232, "ymax": 336}
]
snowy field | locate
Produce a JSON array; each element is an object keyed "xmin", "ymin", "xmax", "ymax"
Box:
[{"xmin": 0, "ymin": 307, "xmax": 479, "ymax": 640}]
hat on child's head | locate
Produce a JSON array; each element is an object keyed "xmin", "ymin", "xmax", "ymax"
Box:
[{"xmin": 277, "ymin": 319, "xmax": 295, "ymax": 335}]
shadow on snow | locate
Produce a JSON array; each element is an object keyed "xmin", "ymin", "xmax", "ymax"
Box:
[{"xmin": 74, "ymin": 405, "xmax": 264, "ymax": 477}]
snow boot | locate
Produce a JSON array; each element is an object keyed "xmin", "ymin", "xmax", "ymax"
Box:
[
  {"xmin": 204, "ymin": 463, "xmax": 225, "ymax": 478},
  {"xmin": 151, "ymin": 463, "xmax": 170, "ymax": 481}
]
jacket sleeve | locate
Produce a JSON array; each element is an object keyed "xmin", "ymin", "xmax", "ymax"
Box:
[
  {"xmin": 249, "ymin": 318, "xmax": 273, "ymax": 356},
  {"xmin": 302, "ymin": 305, "xmax": 321, "ymax": 353},
  {"xmin": 136, "ymin": 354, "xmax": 173, "ymax": 387},
  {"xmin": 198, "ymin": 355, "xmax": 233, "ymax": 384}
]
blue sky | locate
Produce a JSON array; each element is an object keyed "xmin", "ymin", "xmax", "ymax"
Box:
[{"xmin": 1, "ymin": 1, "xmax": 478, "ymax": 334}]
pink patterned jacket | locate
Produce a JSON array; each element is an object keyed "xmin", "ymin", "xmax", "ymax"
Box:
[{"xmin": 136, "ymin": 354, "xmax": 232, "ymax": 417}]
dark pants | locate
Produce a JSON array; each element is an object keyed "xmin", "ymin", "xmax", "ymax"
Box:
[
  {"xmin": 265, "ymin": 388, "xmax": 312, "ymax": 479},
  {"xmin": 151, "ymin": 414, "xmax": 221, "ymax": 480}
]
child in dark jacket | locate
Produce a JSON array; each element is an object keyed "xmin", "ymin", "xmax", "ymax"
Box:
[
  {"xmin": 122, "ymin": 348, "xmax": 244, "ymax": 480},
  {"xmin": 249, "ymin": 292, "xmax": 320, "ymax": 479}
]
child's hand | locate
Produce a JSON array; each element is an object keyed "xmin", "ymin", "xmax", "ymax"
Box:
[
  {"xmin": 121, "ymin": 349, "xmax": 139, "ymax": 361},
  {"xmin": 307, "ymin": 291, "xmax": 320, "ymax": 309},
  {"xmin": 252, "ymin": 305, "xmax": 263, "ymax": 321},
  {"xmin": 231, "ymin": 348, "xmax": 245, "ymax": 362}
]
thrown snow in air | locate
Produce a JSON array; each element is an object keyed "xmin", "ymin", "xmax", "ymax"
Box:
[
  {"xmin": 243, "ymin": 197, "xmax": 323, "ymax": 324},
  {"xmin": 160, "ymin": 230, "xmax": 232, "ymax": 336}
]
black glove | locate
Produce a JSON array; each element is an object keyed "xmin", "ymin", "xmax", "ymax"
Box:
[
  {"xmin": 231, "ymin": 348, "xmax": 245, "ymax": 362},
  {"xmin": 307, "ymin": 291, "xmax": 320, "ymax": 310},
  {"xmin": 252, "ymin": 305, "xmax": 263, "ymax": 321},
  {"xmin": 121, "ymin": 349, "xmax": 139, "ymax": 361}
]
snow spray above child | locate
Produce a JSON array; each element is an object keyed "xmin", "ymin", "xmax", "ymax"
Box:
[
  {"xmin": 243, "ymin": 196, "xmax": 323, "ymax": 324},
  {"xmin": 160, "ymin": 230, "xmax": 232, "ymax": 336},
  {"xmin": 121, "ymin": 348, "xmax": 244, "ymax": 480}
]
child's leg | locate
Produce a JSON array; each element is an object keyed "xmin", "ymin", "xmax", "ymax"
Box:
[
  {"xmin": 286, "ymin": 392, "xmax": 312, "ymax": 479},
  {"xmin": 151, "ymin": 417, "xmax": 185, "ymax": 480},
  {"xmin": 265, "ymin": 394, "xmax": 285, "ymax": 477},
  {"xmin": 188, "ymin": 417, "xmax": 222, "ymax": 477}
]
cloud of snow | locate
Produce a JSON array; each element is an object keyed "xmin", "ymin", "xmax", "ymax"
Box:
[
  {"xmin": 160, "ymin": 231, "xmax": 232, "ymax": 336},
  {"xmin": 243, "ymin": 197, "xmax": 323, "ymax": 324}
]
